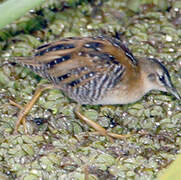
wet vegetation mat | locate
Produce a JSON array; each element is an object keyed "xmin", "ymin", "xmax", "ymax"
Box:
[{"xmin": 0, "ymin": 0, "xmax": 181, "ymax": 179}]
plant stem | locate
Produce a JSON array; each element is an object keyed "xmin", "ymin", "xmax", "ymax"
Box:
[{"xmin": 0, "ymin": 0, "xmax": 44, "ymax": 29}]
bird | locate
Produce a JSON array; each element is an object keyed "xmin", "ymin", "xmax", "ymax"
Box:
[{"xmin": 9, "ymin": 35, "xmax": 181, "ymax": 140}]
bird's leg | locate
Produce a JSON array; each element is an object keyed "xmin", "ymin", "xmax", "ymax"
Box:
[
  {"xmin": 9, "ymin": 99, "xmax": 28, "ymax": 133},
  {"xmin": 74, "ymin": 105, "xmax": 130, "ymax": 141},
  {"xmin": 9, "ymin": 84, "xmax": 54, "ymax": 134}
]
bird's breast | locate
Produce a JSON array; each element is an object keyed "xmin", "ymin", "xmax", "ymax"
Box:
[{"xmin": 97, "ymin": 85, "xmax": 145, "ymax": 105}]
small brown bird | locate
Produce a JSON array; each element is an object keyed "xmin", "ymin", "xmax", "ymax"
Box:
[{"xmin": 10, "ymin": 35, "xmax": 180, "ymax": 139}]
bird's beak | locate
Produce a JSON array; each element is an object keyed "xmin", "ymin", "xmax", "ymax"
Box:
[{"xmin": 167, "ymin": 87, "xmax": 181, "ymax": 100}]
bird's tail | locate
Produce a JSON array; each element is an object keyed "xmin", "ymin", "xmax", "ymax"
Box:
[
  {"xmin": 1, "ymin": 56, "xmax": 44, "ymax": 76},
  {"xmin": 13, "ymin": 56, "xmax": 45, "ymax": 74},
  {"xmin": 13, "ymin": 56, "xmax": 39, "ymax": 66}
]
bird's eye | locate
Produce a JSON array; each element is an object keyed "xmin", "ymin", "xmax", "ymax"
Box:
[
  {"xmin": 148, "ymin": 73, "xmax": 156, "ymax": 81},
  {"xmin": 158, "ymin": 74, "xmax": 165, "ymax": 83}
]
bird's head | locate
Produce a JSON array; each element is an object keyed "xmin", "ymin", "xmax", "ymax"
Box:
[{"xmin": 140, "ymin": 57, "xmax": 180, "ymax": 100}]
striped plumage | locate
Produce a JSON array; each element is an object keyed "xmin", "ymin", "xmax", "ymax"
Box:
[
  {"xmin": 15, "ymin": 36, "xmax": 138, "ymax": 104},
  {"xmin": 15, "ymin": 35, "xmax": 180, "ymax": 106}
]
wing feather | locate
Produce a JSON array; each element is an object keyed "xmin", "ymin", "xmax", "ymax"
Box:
[{"xmin": 13, "ymin": 36, "xmax": 137, "ymax": 104}]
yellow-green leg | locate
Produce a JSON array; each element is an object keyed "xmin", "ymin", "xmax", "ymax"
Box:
[
  {"xmin": 74, "ymin": 105, "xmax": 130, "ymax": 142},
  {"xmin": 9, "ymin": 84, "xmax": 54, "ymax": 134}
]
